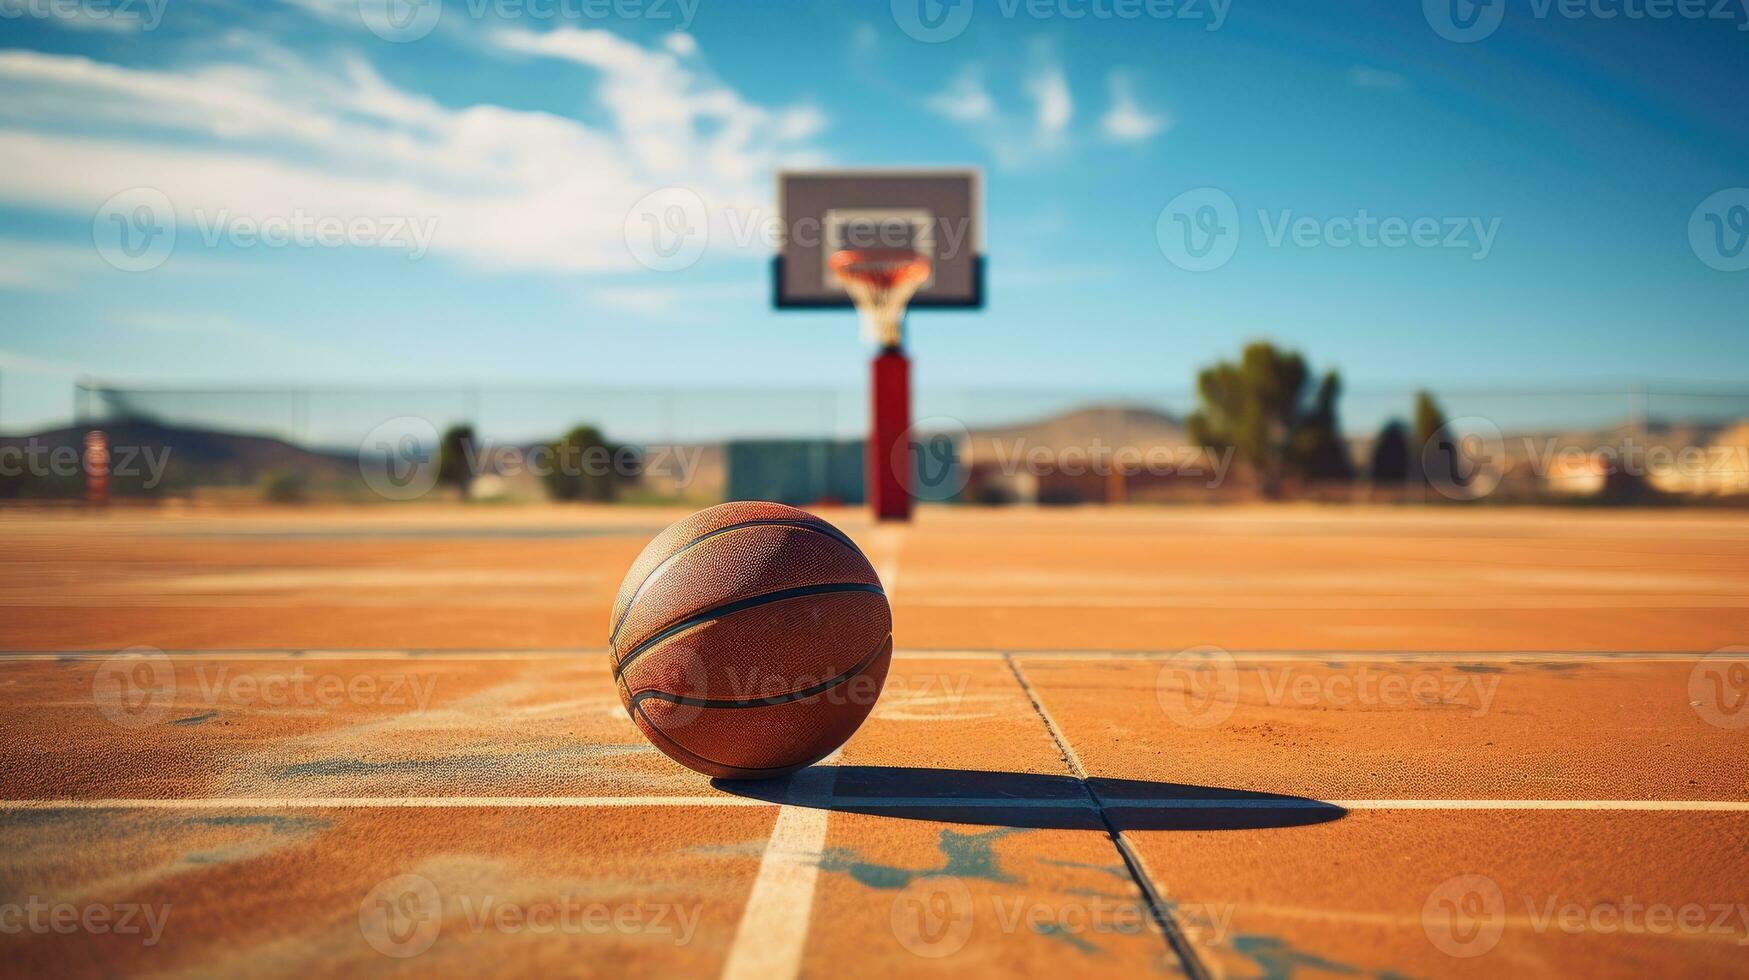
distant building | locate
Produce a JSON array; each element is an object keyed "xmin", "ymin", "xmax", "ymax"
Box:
[
  {"xmin": 1544, "ymin": 453, "xmax": 1609, "ymax": 496},
  {"xmin": 1648, "ymin": 422, "xmax": 1749, "ymax": 496},
  {"xmin": 726, "ymin": 440, "xmax": 864, "ymax": 505}
]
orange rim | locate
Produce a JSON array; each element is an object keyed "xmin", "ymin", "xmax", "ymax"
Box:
[{"xmin": 828, "ymin": 248, "xmax": 931, "ymax": 290}]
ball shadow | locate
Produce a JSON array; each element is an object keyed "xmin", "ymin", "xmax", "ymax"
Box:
[{"xmin": 712, "ymin": 765, "xmax": 1345, "ymax": 832}]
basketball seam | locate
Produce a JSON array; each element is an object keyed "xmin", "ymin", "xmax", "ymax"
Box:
[
  {"xmin": 609, "ymin": 518, "xmax": 857, "ymax": 652},
  {"xmin": 629, "ymin": 634, "xmax": 891, "ymax": 776},
  {"xmin": 627, "ymin": 632, "xmax": 890, "ymax": 710},
  {"xmin": 632, "ymin": 702, "xmax": 827, "ymax": 779},
  {"xmin": 612, "ymin": 582, "xmax": 885, "ymax": 680}
]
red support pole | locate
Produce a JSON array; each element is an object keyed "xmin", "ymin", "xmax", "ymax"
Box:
[{"xmin": 869, "ymin": 347, "xmax": 911, "ymax": 521}]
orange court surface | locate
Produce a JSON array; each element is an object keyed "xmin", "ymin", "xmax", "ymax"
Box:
[{"xmin": 2, "ymin": 504, "xmax": 1746, "ymax": 978}]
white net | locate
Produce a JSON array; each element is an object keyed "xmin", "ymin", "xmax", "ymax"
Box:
[{"xmin": 829, "ymin": 249, "xmax": 931, "ymax": 348}]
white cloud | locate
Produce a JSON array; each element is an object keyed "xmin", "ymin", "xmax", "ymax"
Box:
[
  {"xmin": 116, "ymin": 312, "xmax": 248, "ymax": 334},
  {"xmin": 0, "ymin": 33, "xmax": 828, "ymax": 274},
  {"xmin": 926, "ymin": 66, "xmax": 996, "ymax": 123},
  {"xmin": 587, "ymin": 280, "xmax": 758, "ymax": 318},
  {"xmin": 1027, "ymin": 64, "xmax": 1072, "ymax": 144},
  {"xmin": 1100, "ymin": 72, "xmax": 1168, "ymax": 143},
  {"xmin": 852, "ymin": 23, "xmax": 879, "ymax": 55},
  {"xmin": 273, "ymin": 0, "xmax": 360, "ymax": 25},
  {"xmin": 925, "ymin": 56, "xmax": 1081, "ymax": 168},
  {"xmin": 492, "ymin": 27, "xmax": 825, "ymax": 182},
  {"xmin": 0, "ymin": 238, "xmax": 107, "ymax": 292},
  {"xmin": 1348, "ymin": 66, "xmax": 1408, "ymax": 91},
  {"xmin": 0, "ymin": 348, "xmax": 91, "ymax": 376}
]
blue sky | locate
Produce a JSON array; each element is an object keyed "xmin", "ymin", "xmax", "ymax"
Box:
[{"xmin": 1, "ymin": 0, "xmax": 1747, "ymax": 437}]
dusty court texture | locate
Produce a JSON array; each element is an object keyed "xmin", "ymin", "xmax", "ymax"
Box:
[{"xmin": 1, "ymin": 505, "xmax": 1746, "ymax": 978}]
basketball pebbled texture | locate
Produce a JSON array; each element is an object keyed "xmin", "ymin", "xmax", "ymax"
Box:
[{"xmin": 611, "ymin": 502, "xmax": 892, "ymax": 779}]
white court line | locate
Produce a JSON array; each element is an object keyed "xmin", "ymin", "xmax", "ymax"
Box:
[
  {"xmin": 719, "ymin": 764, "xmax": 840, "ymax": 980},
  {"xmin": 2, "ymin": 797, "xmax": 1746, "ymax": 812},
  {"xmin": 869, "ymin": 525, "xmax": 903, "ymax": 599}
]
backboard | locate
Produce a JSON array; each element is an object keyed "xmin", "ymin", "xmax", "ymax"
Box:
[{"xmin": 772, "ymin": 169, "xmax": 984, "ymax": 309}]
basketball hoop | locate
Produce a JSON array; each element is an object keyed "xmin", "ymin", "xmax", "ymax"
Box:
[{"xmin": 829, "ymin": 248, "xmax": 931, "ymax": 349}]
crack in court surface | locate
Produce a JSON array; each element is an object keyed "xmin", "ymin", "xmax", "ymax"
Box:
[
  {"xmin": 1003, "ymin": 653, "xmax": 1209, "ymax": 980},
  {"xmin": 5, "ymin": 645, "xmax": 1745, "ymax": 978}
]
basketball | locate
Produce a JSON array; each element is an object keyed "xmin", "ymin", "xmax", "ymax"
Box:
[{"xmin": 611, "ymin": 502, "xmax": 893, "ymax": 779}]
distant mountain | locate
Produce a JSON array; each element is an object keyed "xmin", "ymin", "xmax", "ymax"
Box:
[
  {"xmin": 961, "ymin": 404, "xmax": 1187, "ymax": 461},
  {"xmin": 0, "ymin": 420, "xmax": 356, "ymax": 498}
]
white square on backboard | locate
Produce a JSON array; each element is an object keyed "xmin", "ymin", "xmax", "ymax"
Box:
[{"xmin": 821, "ymin": 208, "xmax": 938, "ymax": 293}]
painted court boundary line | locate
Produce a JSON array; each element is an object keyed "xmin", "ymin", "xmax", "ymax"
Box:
[{"xmin": 718, "ymin": 761, "xmax": 841, "ymax": 980}]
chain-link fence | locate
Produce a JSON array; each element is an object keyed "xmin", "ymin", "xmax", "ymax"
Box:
[{"xmin": 19, "ymin": 381, "xmax": 1745, "ymax": 505}]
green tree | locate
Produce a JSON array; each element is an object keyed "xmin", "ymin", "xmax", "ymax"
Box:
[
  {"xmin": 437, "ymin": 424, "xmax": 477, "ymax": 497},
  {"xmin": 1187, "ymin": 342, "xmax": 1351, "ymax": 495},
  {"xmin": 261, "ymin": 469, "xmax": 307, "ymax": 504},
  {"xmin": 1289, "ymin": 371, "xmax": 1354, "ymax": 483},
  {"xmin": 1369, "ymin": 420, "xmax": 1411, "ymax": 484},
  {"xmin": 543, "ymin": 425, "xmax": 637, "ymax": 502},
  {"xmin": 1411, "ymin": 391, "xmax": 1449, "ymax": 486}
]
